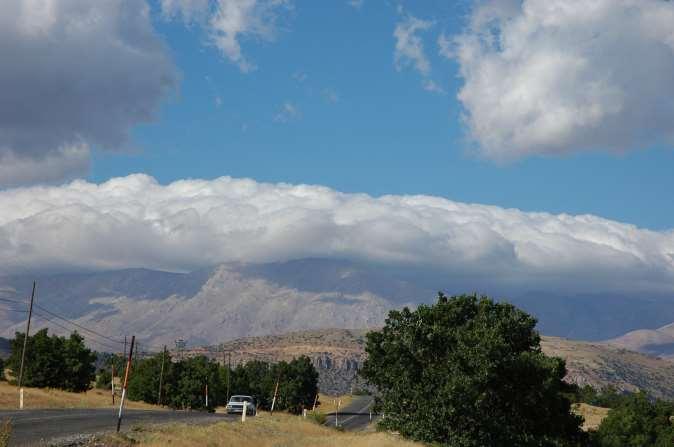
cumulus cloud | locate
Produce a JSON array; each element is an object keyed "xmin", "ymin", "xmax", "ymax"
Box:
[
  {"xmin": 450, "ymin": 0, "xmax": 674, "ymax": 160},
  {"xmin": 0, "ymin": 0, "xmax": 177, "ymax": 187},
  {"xmin": 0, "ymin": 174, "xmax": 673, "ymax": 295},
  {"xmin": 161, "ymin": 0, "xmax": 291, "ymax": 72}
]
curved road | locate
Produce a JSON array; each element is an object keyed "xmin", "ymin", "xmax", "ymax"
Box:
[
  {"xmin": 0, "ymin": 408, "xmax": 232, "ymax": 446},
  {"xmin": 325, "ymin": 395, "xmax": 378, "ymax": 431}
]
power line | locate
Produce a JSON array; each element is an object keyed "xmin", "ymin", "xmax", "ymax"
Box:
[
  {"xmin": 33, "ymin": 304, "xmax": 125, "ymax": 346},
  {"xmin": 31, "ymin": 312, "xmax": 123, "ymax": 352}
]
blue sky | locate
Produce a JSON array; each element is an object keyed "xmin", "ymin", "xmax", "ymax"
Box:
[{"xmin": 82, "ymin": 0, "xmax": 674, "ymax": 230}]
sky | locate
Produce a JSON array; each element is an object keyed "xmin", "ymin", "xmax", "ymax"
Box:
[{"xmin": 0, "ymin": 0, "xmax": 673, "ymax": 295}]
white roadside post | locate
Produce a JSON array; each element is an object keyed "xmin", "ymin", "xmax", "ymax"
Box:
[
  {"xmin": 303, "ymin": 408, "xmax": 307, "ymax": 419},
  {"xmin": 242, "ymin": 401, "xmax": 247, "ymax": 422},
  {"xmin": 335, "ymin": 399, "xmax": 341, "ymax": 427}
]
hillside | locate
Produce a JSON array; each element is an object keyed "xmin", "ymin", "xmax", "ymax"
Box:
[
  {"xmin": 605, "ymin": 322, "xmax": 674, "ymax": 360},
  {"xmin": 193, "ymin": 329, "xmax": 674, "ymax": 399}
]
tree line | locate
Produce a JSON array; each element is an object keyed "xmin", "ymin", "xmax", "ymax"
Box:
[
  {"xmin": 97, "ymin": 352, "xmax": 318, "ymax": 413},
  {"xmin": 4, "ymin": 329, "xmax": 319, "ymax": 414}
]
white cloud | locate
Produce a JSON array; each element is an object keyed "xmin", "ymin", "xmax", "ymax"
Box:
[
  {"xmin": 450, "ymin": 0, "xmax": 674, "ymax": 160},
  {"xmin": 422, "ymin": 79, "xmax": 445, "ymax": 94},
  {"xmin": 0, "ymin": 174, "xmax": 673, "ymax": 295},
  {"xmin": 162, "ymin": 0, "xmax": 291, "ymax": 72},
  {"xmin": 394, "ymin": 15, "xmax": 432, "ymax": 75},
  {"xmin": 0, "ymin": 0, "xmax": 177, "ymax": 187},
  {"xmin": 273, "ymin": 102, "xmax": 300, "ymax": 122},
  {"xmin": 160, "ymin": 0, "xmax": 209, "ymax": 22},
  {"xmin": 394, "ymin": 14, "xmax": 444, "ymax": 94}
]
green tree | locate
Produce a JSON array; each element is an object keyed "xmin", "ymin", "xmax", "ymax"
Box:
[
  {"xmin": 360, "ymin": 293, "xmax": 585, "ymax": 447},
  {"xmin": 128, "ymin": 352, "xmax": 171, "ymax": 404},
  {"xmin": 226, "ymin": 358, "xmax": 318, "ymax": 413},
  {"xmin": 591, "ymin": 392, "xmax": 674, "ymax": 447},
  {"xmin": 61, "ymin": 332, "xmax": 96, "ymax": 392},
  {"xmin": 7, "ymin": 329, "xmax": 95, "ymax": 391},
  {"xmin": 275, "ymin": 356, "xmax": 319, "ymax": 414},
  {"xmin": 7, "ymin": 329, "xmax": 61, "ymax": 388},
  {"xmin": 165, "ymin": 356, "xmax": 222, "ymax": 410},
  {"xmin": 230, "ymin": 360, "xmax": 275, "ymax": 408}
]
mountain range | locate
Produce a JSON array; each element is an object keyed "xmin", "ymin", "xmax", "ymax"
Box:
[{"xmin": 2, "ymin": 258, "xmax": 674, "ymax": 353}]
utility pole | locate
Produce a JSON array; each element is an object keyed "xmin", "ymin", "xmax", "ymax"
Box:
[
  {"xmin": 226, "ymin": 352, "xmax": 231, "ymax": 403},
  {"xmin": 116, "ymin": 335, "xmax": 135, "ymax": 433},
  {"xmin": 157, "ymin": 345, "xmax": 166, "ymax": 406},
  {"xmin": 270, "ymin": 374, "xmax": 280, "ymax": 415},
  {"xmin": 17, "ymin": 281, "xmax": 36, "ymax": 410},
  {"xmin": 111, "ymin": 364, "xmax": 116, "ymax": 405}
]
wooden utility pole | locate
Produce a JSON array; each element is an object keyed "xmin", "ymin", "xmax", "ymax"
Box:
[
  {"xmin": 17, "ymin": 281, "xmax": 36, "ymax": 410},
  {"xmin": 116, "ymin": 335, "xmax": 135, "ymax": 433},
  {"xmin": 157, "ymin": 345, "xmax": 166, "ymax": 405}
]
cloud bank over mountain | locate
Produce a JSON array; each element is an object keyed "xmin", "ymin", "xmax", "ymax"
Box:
[
  {"xmin": 450, "ymin": 0, "xmax": 674, "ymax": 160},
  {"xmin": 0, "ymin": 174, "xmax": 672, "ymax": 294}
]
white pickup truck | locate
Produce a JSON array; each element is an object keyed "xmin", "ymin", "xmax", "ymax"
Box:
[{"xmin": 225, "ymin": 395, "xmax": 257, "ymax": 415}]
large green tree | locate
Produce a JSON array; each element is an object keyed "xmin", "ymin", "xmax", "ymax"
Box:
[
  {"xmin": 7, "ymin": 329, "xmax": 95, "ymax": 392},
  {"xmin": 360, "ymin": 293, "xmax": 585, "ymax": 446}
]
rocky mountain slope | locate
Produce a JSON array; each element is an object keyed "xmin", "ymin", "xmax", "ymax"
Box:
[
  {"xmin": 3, "ymin": 258, "xmax": 674, "ymax": 348},
  {"xmin": 183, "ymin": 329, "xmax": 674, "ymax": 398}
]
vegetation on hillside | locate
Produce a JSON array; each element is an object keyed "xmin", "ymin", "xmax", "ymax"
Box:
[
  {"xmin": 361, "ymin": 293, "xmax": 586, "ymax": 446},
  {"xmin": 590, "ymin": 392, "xmax": 674, "ymax": 446}
]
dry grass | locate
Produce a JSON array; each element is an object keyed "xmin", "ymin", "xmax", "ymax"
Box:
[
  {"xmin": 572, "ymin": 403, "xmax": 609, "ymax": 431},
  {"xmin": 0, "ymin": 419, "xmax": 11, "ymax": 447},
  {"xmin": 95, "ymin": 412, "xmax": 420, "ymax": 447},
  {"xmin": 0, "ymin": 382, "xmax": 158, "ymax": 410}
]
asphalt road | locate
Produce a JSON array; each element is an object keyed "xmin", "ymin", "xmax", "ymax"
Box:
[
  {"xmin": 0, "ymin": 408, "xmax": 233, "ymax": 446},
  {"xmin": 326, "ymin": 395, "xmax": 377, "ymax": 431}
]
